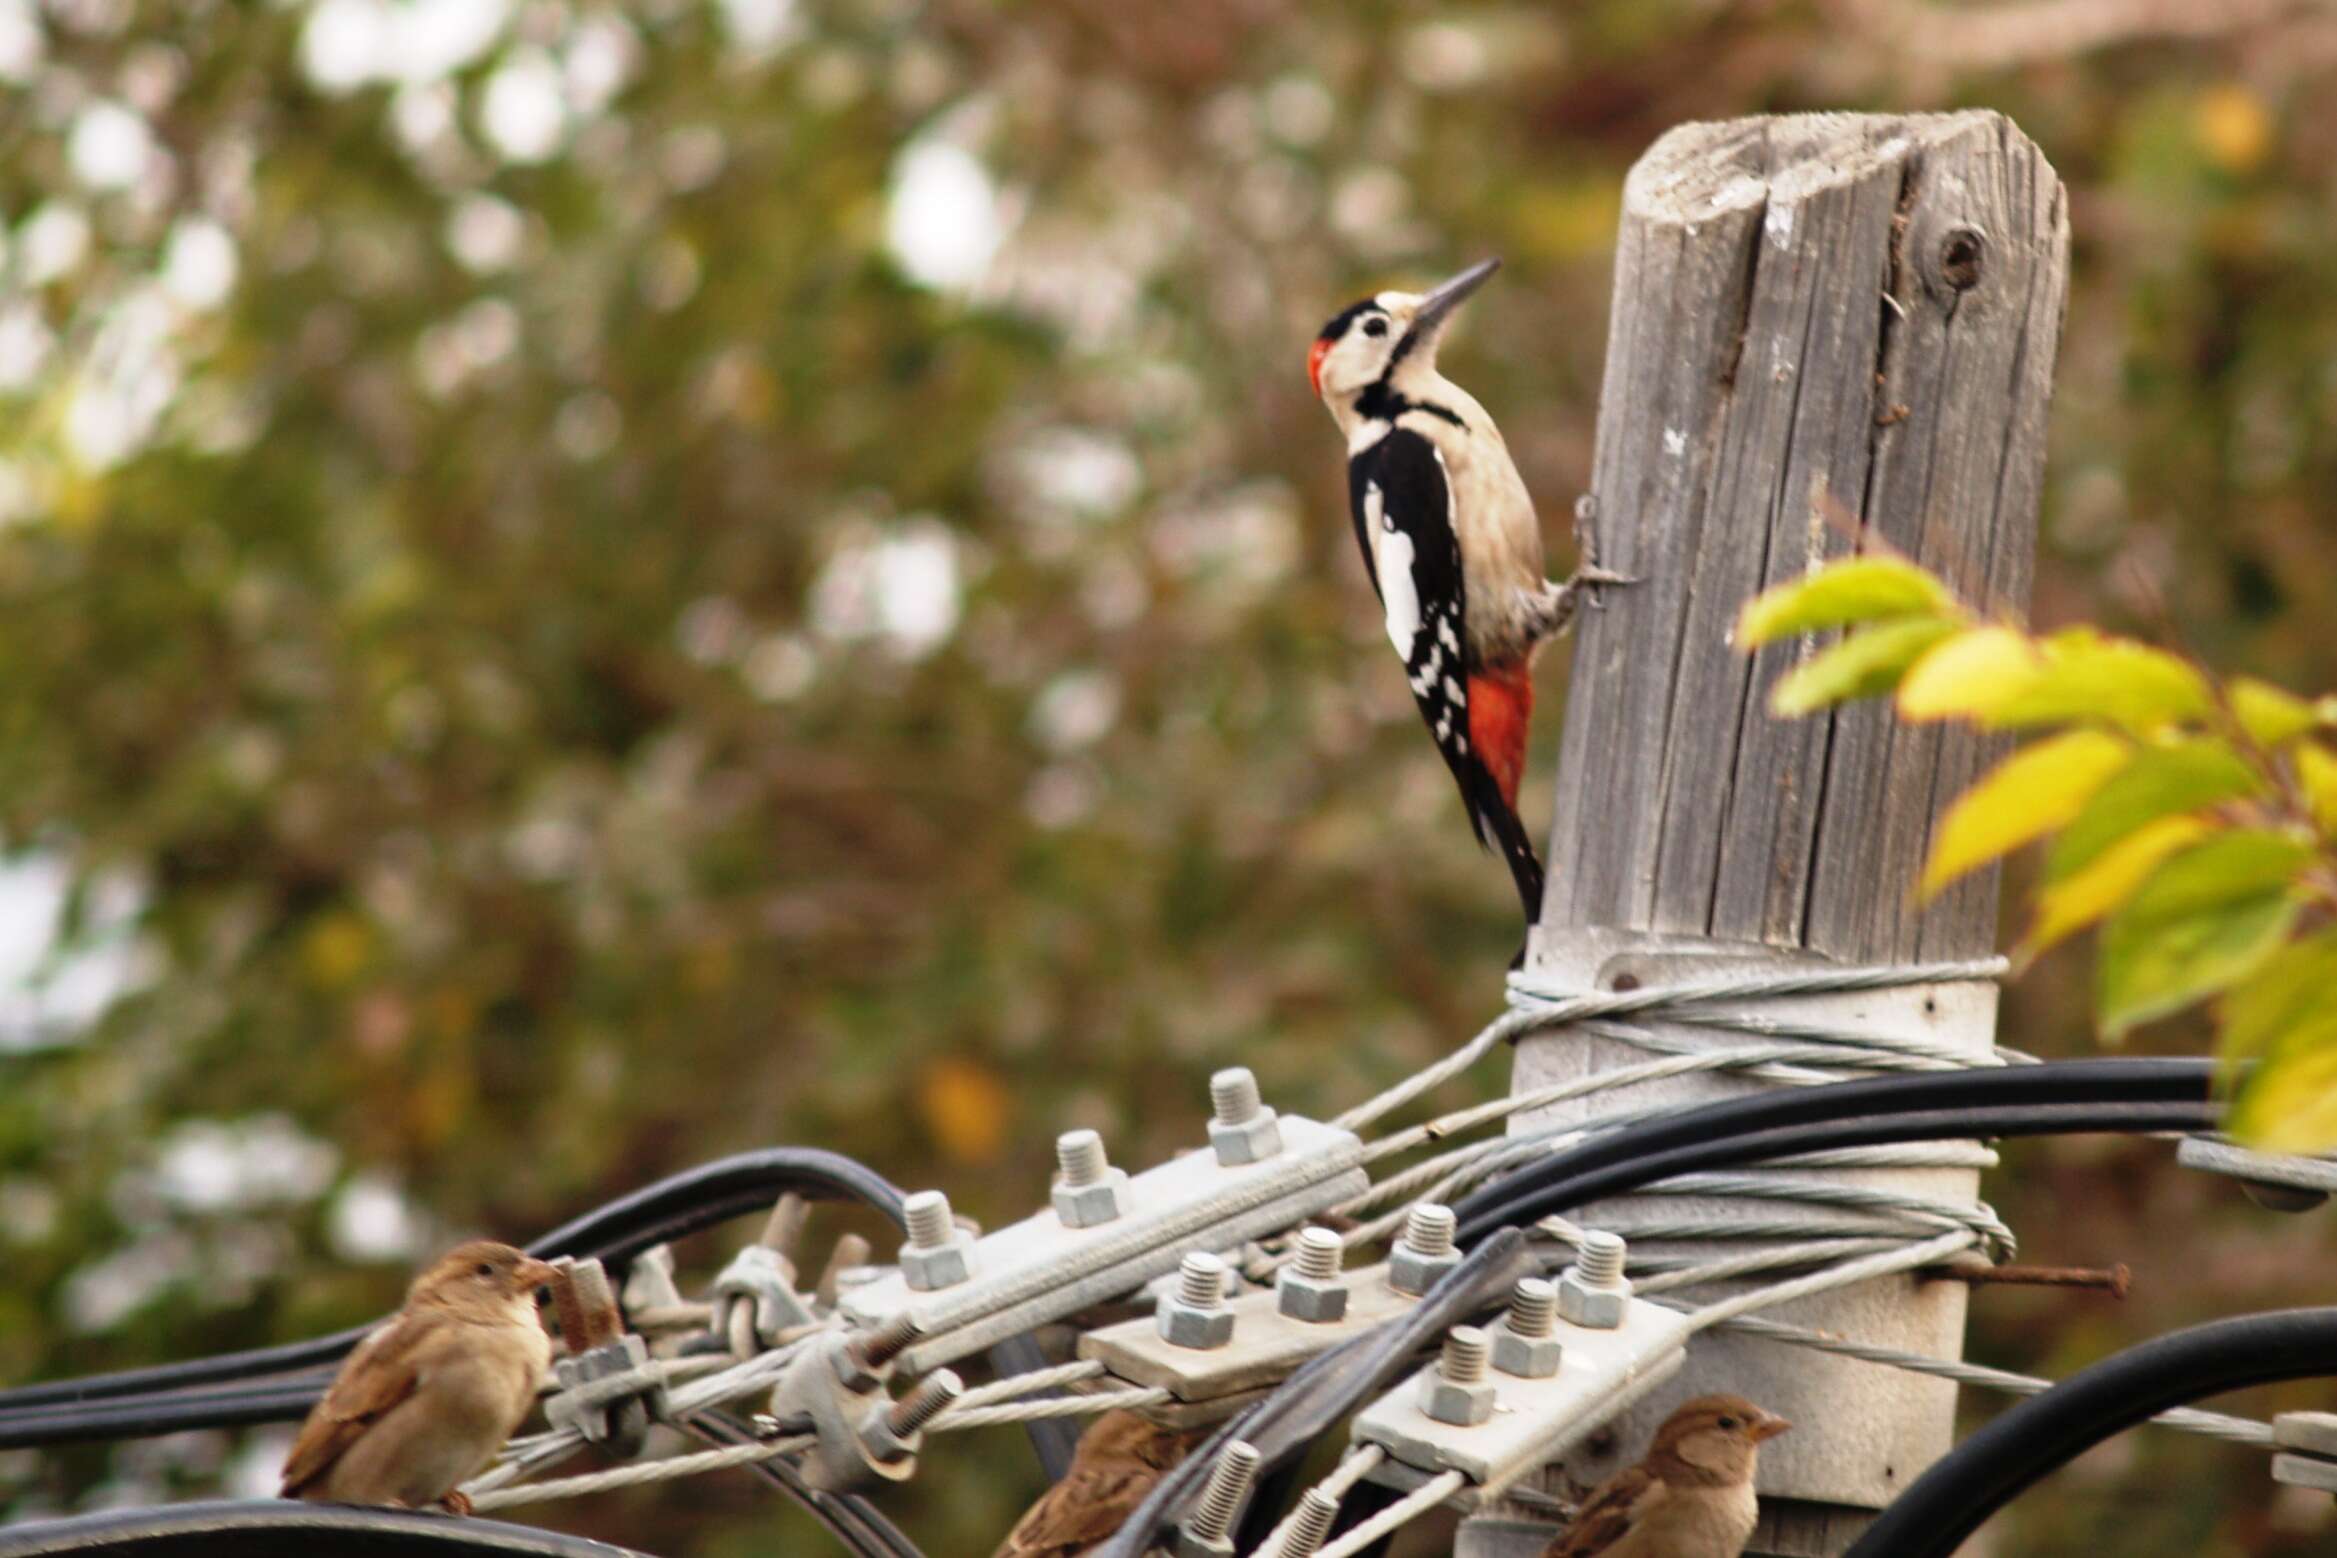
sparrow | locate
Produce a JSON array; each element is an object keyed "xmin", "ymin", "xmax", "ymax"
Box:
[
  {"xmin": 281, "ymin": 1239, "xmax": 558, "ymax": 1514},
  {"xmin": 992, "ymin": 1409, "xmax": 1210, "ymax": 1558},
  {"xmin": 1542, "ymin": 1394, "xmax": 1791, "ymax": 1558}
]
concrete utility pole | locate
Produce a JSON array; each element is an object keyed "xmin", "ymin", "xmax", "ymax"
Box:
[{"xmin": 1503, "ymin": 113, "xmax": 2070, "ymax": 1556}]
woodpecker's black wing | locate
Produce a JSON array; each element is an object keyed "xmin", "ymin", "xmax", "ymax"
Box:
[{"xmin": 1346, "ymin": 426, "xmax": 1545, "ymax": 923}]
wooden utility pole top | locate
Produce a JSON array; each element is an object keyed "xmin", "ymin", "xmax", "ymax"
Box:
[{"xmin": 1502, "ymin": 113, "xmax": 2070, "ymax": 1557}]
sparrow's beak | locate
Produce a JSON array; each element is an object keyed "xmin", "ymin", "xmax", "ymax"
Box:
[
  {"xmin": 514, "ymin": 1257, "xmax": 561, "ymax": 1292},
  {"xmin": 1751, "ymin": 1412, "xmax": 1793, "ymax": 1443},
  {"xmin": 1407, "ymin": 257, "xmax": 1501, "ymax": 346}
]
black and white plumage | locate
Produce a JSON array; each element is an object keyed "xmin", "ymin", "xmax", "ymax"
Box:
[{"xmin": 1311, "ymin": 258, "xmax": 1622, "ymax": 928}]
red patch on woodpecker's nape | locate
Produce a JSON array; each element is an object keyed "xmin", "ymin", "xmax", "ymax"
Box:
[
  {"xmin": 1307, "ymin": 336, "xmax": 1333, "ymax": 397},
  {"xmin": 1468, "ymin": 662, "xmax": 1535, "ymax": 812}
]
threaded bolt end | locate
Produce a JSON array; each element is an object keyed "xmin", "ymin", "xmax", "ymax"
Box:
[
  {"xmin": 1403, "ymin": 1203, "xmax": 1457, "ymax": 1258},
  {"xmin": 1188, "ymin": 1440, "xmax": 1261, "ymax": 1541},
  {"xmin": 1056, "ymin": 1129, "xmax": 1109, "ymax": 1187},
  {"xmin": 1293, "ymin": 1226, "xmax": 1343, "ymax": 1282},
  {"xmin": 1284, "ymin": 1489, "xmax": 1341, "ymax": 1557},
  {"xmin": 850, "ymin": 1312, "xmax": 923, "ymax": 1371},
  {"xmin": 1210, "ymin": 1067, "xmax": 1262, "ymax": 1126},
  {"xmin": 1440, "ymin": 1324, "xmax": 1490, "ymax": 1384},
  {"xmin": 1508, "ymin": 1277, "xmax": 1557, "ymax": 1338},
  {"xmin": 883, "ymin": 1368, "xmax": 962, "ymax": 1437},
  {"xmin": 1178, "ymin": 1251, "xmax": 1228, "ymax": 1309},
  {"xmin": 1576, "ymin": 1230, "xmax": 1627, "ymax": 1287},
  {"xmin": 903, "ymin": 1190, "xmax": 955, "ymax": 1250}
]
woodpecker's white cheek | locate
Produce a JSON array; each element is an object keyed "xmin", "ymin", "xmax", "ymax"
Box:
[{"xmin": 1365, "ymin": 483, "xmax": 1421, "ymax": 659}]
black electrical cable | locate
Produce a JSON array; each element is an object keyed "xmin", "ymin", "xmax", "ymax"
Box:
[
  {"xmin": 0, "ymin": 1148, "xmax": 909, "ymax": 1421},
  {"xmin": 0, "ymin": 1498, "xmax": 661, "ymax": 1557},
  {"xmin": 682, "ymin": 1408, "xmax": 921, "ymax": 1558},
  {"xmin": 1452, "ymin": 1058, "xmax": 2215, "ymax": 1242},
  {"xmin": 1850, "ymin": 1306, "xmax": 2337, "ymax": 1556}
]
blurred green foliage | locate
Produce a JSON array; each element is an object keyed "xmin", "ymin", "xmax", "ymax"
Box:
[{"xmin": 2, "ymin": 0, "xmax": 2336, "ymax": 1552}]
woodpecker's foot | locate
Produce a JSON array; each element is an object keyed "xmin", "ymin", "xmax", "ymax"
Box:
[{"xmin": 438, "ymin": 1491, "xmax": 474, "ymax": 1518}]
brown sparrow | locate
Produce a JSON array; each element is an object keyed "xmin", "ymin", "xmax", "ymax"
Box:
[
  {"xmin": 1542, "ymin": 1394, "xmax": 1791, "ymax": 1558},
  {"xmin": 281, "ymin": 1240, "xmax": 558, "ymax": 1513},
  {"xmin": 992, "ymin": 1410, "xmax": 1209, "ymax": 1558}
]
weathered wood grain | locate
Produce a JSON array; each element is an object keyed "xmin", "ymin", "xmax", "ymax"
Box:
[{"xmin": 1510, "ymin": 112, "xmax": 2070, "ymax": 1558}]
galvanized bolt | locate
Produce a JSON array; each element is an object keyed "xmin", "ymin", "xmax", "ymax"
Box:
[
  {"xmin": 1157, "ymin": 1250, "xmax": 1236, "ymax": 1350},
  {"xmin": 861, "ymin": 1367, "xmax": 961, "ymax": 1463},
  {"xmin": 1282, "ymin": 1488, "xmax": 1341, "ymax": 1557},
  {"xmin": 899, "ymin": 1189, "xmax": 975, "ymax": 1291},
  {"xmin": 1492, "ymin": 1277, "xmax": 1564, "ymax": 1378},
  {"xmin": 1388, "ymin": 1202, "xmax": 1462, "ymax": 1297},
  {"xmin": 1557, "ymin": 1230, "xmax": 1631, "ymax": 1329},
  {"xmin": 1052, "ymin": 1128, "xmax": 1133, "ymax": 1229},
  {"xmin": 1207, "ymin": 1066, "xmax": 1283, "ymax": 1165},
  {"xmin": 1276, "ymin": 1226, "xmax": 1349, "ymax": 1323},
  {"xmin": 835, "ymin": 1311, "xmax": 923, "ymax": 1389},
  {"xmin": 1176, "ymin": 1440, "xmax": 1261, "ymax": 1557},
  {"xmin": 1420, "ymin": 1324, "xmax": 1496, "ymax": 1425}
]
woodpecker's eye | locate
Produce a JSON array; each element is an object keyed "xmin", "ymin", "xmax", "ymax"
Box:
[{"xmin": 1362, "ymin": 316, "xmax": 1389, "ymax": 338}]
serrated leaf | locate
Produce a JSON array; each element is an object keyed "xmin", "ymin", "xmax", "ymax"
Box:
[
  {"xmin": 2097, "ymin": 829, "xmax": 2312, "ymax": 1039},
  {"xmin": 1987, "ymin": 638, "xmax": 2214, "ymax": 734},
  {"xmin": 1897, "ymin": 625, "xmax": 2041, "ymax": 723},
  {"xmin": 1921, "ymin": 729, "xmax": 2132, "ymax": 899},
  {"xmin": 2045, "ymin": 738, "xmax": 2260, "ymax": 879},
  {"xmin": 2219, "ymin": 928, "xmax": 2337, "ymax": 1062},
  {"xmin": 2296, "ymin": 744, "xmax": 2337, "ymax": 836},
  {"xmin": 1735, "ymin": 558, "xmax": 1958, "ymax": 650},
  {"xmin": 2019, "ymin": 815, "xmax": 2210, "ymax": 962},
  {"xmin": 2228, "ymin": 1043, "xmax": 2337, "ymax": 1153},
  {"xmin": 2231, "ymin": 677, "xmax": 2316, "ymax": 748},
  {"xmin": 1769, "ymin": 617, "xmax": 1959, "ymax": 717}
]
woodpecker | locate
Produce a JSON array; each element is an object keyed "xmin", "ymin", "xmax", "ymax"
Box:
[{"xmin": 1310, "ymin": 257, "xmax": 1619, "ymax": 928}]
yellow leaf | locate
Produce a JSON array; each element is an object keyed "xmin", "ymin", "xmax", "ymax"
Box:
[
  {"xmin": 301, "ymin": 912, "xmax": 375, "ymax": 989},
  {"xmin": 1769, "ymin": 617, "xmax": 1958, "ymax": 717},
  {"xmin": 917, "ymin": 1057, "xmax": 1013, "ymax": 1166},
  {"xmin": 2297, "ymin": 744, "xmax": 2337, "ymax": 836},
  {"xmin": 1734, "ymin": 558, "xmax": 1958, "ymax": 650},
  {"xmin": 2195, "ymin": 84, "xmax": 2273, "ymax": 176},
  {"xmin": 2230, "ymin": 1043, "xmax": 2337, "ymax": 1153},
  {"xmin": 1986, "ymin": 637, "xmax": 2213, "ymax": 734},
  {"xmin": 2231, "ymin": 678, "xmax": 2315, "ymax": 749},
  {"xmin": 2019, "ymin": 816, "xmax": 2208, "ymax": 962},
  {"xmin": 1897, "ymin": 626, "xmax": 2041, "ymax": 723},
  {"xmin": 1920, "ymin": 729, "xmax": 2131, "ymax": 899}
]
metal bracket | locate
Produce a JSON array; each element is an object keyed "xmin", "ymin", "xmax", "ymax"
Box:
[
  {"xmin": 840, "ymin": 1114, "xmax": 1368, "ymax": 1375},
  {"xmin": 545, "ymin": 1334, "xmax": 668, "ymax": 1447},
  {"xmin": 2177, "ymin": 1135, "xmax": 2337, "ymax": 1213},
  {"xmin": 770, "ymin": 1333, "xmax": 903, "ymax": 1493},
  {"xmin": 1079, "ymin": 1259, "xmax": 1419, "ymax": 1403},
  {"xmin": 713, "ymin": 1244, "xmax": 819, "ymax": 1345},
  {"xmin": 2274, "ymin": 1412, "xmax": 2337, "ymax": 1496},
  {"xmin": 1350, "ymin": 1293, "xmax": 1693, "ymax": 1505}
]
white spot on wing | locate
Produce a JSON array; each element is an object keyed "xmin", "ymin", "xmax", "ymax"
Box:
[{"xmin": 1367, "ymin": 483, "xmax": 1420, "ymax": 659}]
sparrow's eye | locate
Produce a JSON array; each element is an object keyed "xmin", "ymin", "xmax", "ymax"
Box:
[
  {"xmin": 1362, "ymin": 316, "xmax": 1388, "ymax": 338},
  {"xmin": 1718, "ymin": 1415, "xmax": 1740, "ymax": 1430},
  {"xmin": 475, "ymin": 1261, "xmax": 496, "ymax": 1278}
]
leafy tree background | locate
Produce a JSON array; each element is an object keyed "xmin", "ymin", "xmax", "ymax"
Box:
[{"xmin": 2, "ymin": 1, "xmax": 2333, "ymax": 1552}]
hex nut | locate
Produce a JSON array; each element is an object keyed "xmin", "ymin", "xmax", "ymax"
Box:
[
  {"xmin": 1174, "ymin": 1533, "xmax": 1236, "ymax": 1558},
  {"xmin": 1157, "ymin": 1296, "xmax": 1237, "ymax": 1350},
  {"xmin": 1556, "ymin": 1270, "xmax": 1628, "ymax": 1329},
  {"xmin": 1387, "ymin": 1243, "xmax": 1462, "ymax": 1298},
  {"xmin": 1209, "ymin": 1109, "xmax": 1283, "ymax": 1166},
  {"xmin": 1419, "ymin": 1373, "xmax": 1496, "ymax": 1427},
  {"xmin": 1276, "ymin": 1268, "xmax": 1349, "ymax": 1323},
  {"xmin": 1053, "ymin": 1168, "xmax": 1132, "ymax": 1229},
  {"xmin": 1491, "ymin": 1325, "xmax": 1562, "ymax": 1378},
  {"xmin": 900, "ymin": 1239, "xmax": 975, "ymax": 1292}
]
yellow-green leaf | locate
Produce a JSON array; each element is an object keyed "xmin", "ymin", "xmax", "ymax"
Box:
[
  {"xmin": 2231, "ymin": 677, "xmax": 2317, "ymax": 748},
  {"xmin": 1921, "ymin": 730, "xmax": 2132, "ymax": 899},
  {"xmin": 2019, "ymin": 815, "xmax": 2210, "ymax": 962},
  {"xmin": 1769, "ymin": 618, "xmax": 1959, "ymax": 717},
  {"xmin": 1735, "ymin": 558, "xmax": 1959, "ymax": 650},
  {"xmin": 2219, "ymin": 927, "xmax": 2337, "ymax": 1062},
  {"xmin": 1987, "ymin": 638, "xmax": 2214, "ymax": 734},
  {"xmin": 2097, "ymin": 829, "xmax": 2312, "ymax": 1039},
  {"xmin": 2045, "ymin": 737, "xmax": 2259, "ymax": 879},
  {"xmin": 1896, "ymin": 625, "xmax": 2041, "ymax": 723},
  {"xmin": 2229, "ymin": 1044, "xmax": 2337, "ymax": 1153},
  {"xmin": 2296, "ymin": 744, "xmax": 2337, "ymax": 836}
]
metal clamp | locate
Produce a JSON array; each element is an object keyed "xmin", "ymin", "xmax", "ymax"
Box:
[
  {"xmin": 2274, "ymin": 1412, "xmax": 2337, "ymax": 1496},
  {"xmin": 2178, "ymin": 1135, "xmax": 2337, "ymax": 1214},
  {"xmin": 544, "ymin": 1258, "xmax": 666, "ymax": 1456}
]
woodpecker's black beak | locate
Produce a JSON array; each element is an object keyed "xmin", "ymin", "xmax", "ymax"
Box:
[{"xmin": 1408, "ymin": 257, "xmax": 1500, "ymax": 345}]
